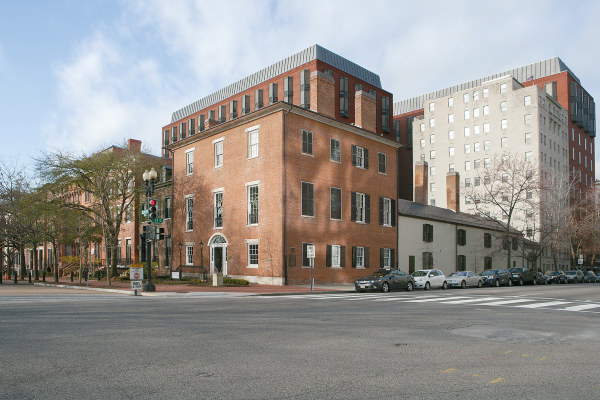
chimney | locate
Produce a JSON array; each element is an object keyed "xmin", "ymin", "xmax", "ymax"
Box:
[
  {"xmin": 310, "ymin": 71, "xmax": 335, "ymax": 118},
  {"xmin": 354, "ymin": 90, "xmax": 377, "ymax": 132},
  {"xmin": 127, "ymin": 139, "xmax": 141, "ymax": 153},
  {"xmin": 446, "ymin": 171, "xmax": 460, "ymax": 213},
  {"xmin": 414, "ymin": 161, "xmax": 428, "ymax": 205},
  {"xmin": 206, "ymin": 110, "xmax": 218, "ymax": 129}
]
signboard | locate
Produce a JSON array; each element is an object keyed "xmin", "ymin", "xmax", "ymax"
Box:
[
  {"xmin": 578, "ymin": 258, "xmax": 583, "ymax": 265},
  {"xmin": 130, "ymin": 267, "xmax": 143, "ymax": 281},
  {"xmin": 306, "ymin": 244, "xmax": 315, "ymax": 259},
  {"xmin": 131, "ymin": 280, "xmax": 142, "ymax": 290},
  {"xmin": 151, "ymin": 218, "xmax": 164, "ymax": 224},
  {"xmin": 141, "ymin": 210, "xmax": 149, "ymax": 216},
  {"xmin": 171, "ymin": 271, "xmax": 180, "ymax": 280}
]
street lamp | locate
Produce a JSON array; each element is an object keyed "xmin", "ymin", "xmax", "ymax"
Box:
[
  {"xmin": 199, "ymin": 240, "xmax": 204, "ymax": 269},
  {"xmin": 143, "ymin": 167, "xmax": 158, "ymax": 292}
]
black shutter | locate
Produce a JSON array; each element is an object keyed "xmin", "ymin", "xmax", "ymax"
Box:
[
  {"xmin": 352, "ymin": 247, "xmax": 356, "ymax": 268},
  {"xmin": 391, "ymin": 199, "xmax": 396, "ymax": 226},
  {"xmin": 326, "ymin": 245, "xmax": 332, "ymax": 267},
  {"xmin": 340, "ymin": 246, "xmax": 346, "ymax": 268},
  {"xmin": 379, "ymin": 197, "xmax": 384, "ymax": 225},
  {"xmin": 351, "ymin": 192, "xmax": 356, "ymax": 221},
  {"xmin": 352, "ymin": 145, "xmax": 357, "ymax": 166},
  {"xmin": 380, "ymin": 248, "xmax": 384, "ymax": 268},
  {"xmin": 364, "ymin": 148, "xmax": 369, "ymax": 169},
  {"xmin": 423, "ymin": 225, "xmax": 427, "ymax": 242},
  {"xmin": 365, "ymin": 194, "xmax": 370, "ymax": 223},
  {"xmin": 391, "ymin": 249, "xmax": 395, "ymax": 268},
  {"xmin": 364, "ymin": 247, "xmax": 369, "ymax": 268}
]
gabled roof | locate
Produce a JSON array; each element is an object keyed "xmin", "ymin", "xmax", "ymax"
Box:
[{"xmin": 171, "ymin": 44, "xmax": 382, "ymax": 123}]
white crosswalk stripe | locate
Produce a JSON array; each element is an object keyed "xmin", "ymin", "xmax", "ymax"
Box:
[
  {"xmin": 560, "ymin": 304, "xmax": 600, "ymax": 312},
  {"xmin": 515, "ymin": 301, "xmax": 571, "ymax": 309},
  {"xmin": 438, "ymin": 297, "xmax": 501, "ymax": 304}
]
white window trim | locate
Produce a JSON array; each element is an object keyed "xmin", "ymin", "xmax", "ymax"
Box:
[
  {"xmin": 184, "ymin": 195, "xmax": 194, "ymax": 232},
  {"xmin": 355, "ymin": 246, "xmax": 365, "ymax": 269},
  {"xmin": 378, "ymin": 152, "xmax": 387, "ymax": 175},
  {"xmin": 247, "ymin": 128, "xmax": 259, "ymax": 159},
  {"xmin": 213, "ymin": 190, "xmax": 224, "ymax": 230},
  {"xmin": 331, "ymin": 244, "xmax": 342, "ymax": 268},
  {"xmin": 356, "ymin": 192, "xmax": 366, "ymax": 224},
  {"xmin": 330, "ymin": 186, "xmax": 342, "ymax": 221},
  {"xmin": 383, "ymin": 197, "xmax": 392, "ymax": 227},
  {"xmin": 330, "ymin": 138, "xmax": 341, "ymax": 163},
  {"xmin": 246, "ymin": 182, "xmax": 260, "ymax": 226},
  {"xmin": 185, "ymin": 148, "xmax": 195, "ymax": 176},
  {"xmin": 302, "ymin": 130, "xmax": 314, "ymax": 156},
  {"xmin": 245, "ymin": 239, "xmax": 260, "ymax": 269},
  {"xmin": 213, "ymin": 138, "xmax": 224, "ymax": 168}
]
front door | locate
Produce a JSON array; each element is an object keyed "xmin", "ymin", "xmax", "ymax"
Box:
[{"xmin": 214, "ymin": 247, "xmax": 223, "ymax": 273}]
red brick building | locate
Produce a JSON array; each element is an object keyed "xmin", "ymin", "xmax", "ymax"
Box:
[{"xmin": 164, "ymin": 45, "xmax": 401, "ymax": 284}]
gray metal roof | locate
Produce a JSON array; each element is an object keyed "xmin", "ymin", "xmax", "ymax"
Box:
[
  {"xmin": 171, "ymin": 44, "xmax": 382, "ymax": 123},
  {"xmin": 394, "ymin": 57, "xmax": 577, "ymax": 115}
]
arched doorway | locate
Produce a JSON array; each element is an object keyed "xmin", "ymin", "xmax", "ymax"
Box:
[{"xmin": 208, "ymin": 234, "xmax": 228, "ymax": 275}]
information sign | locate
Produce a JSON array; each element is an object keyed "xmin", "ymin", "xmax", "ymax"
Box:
[
  {"xmin": 131, "ymin": 280, "xmax": 142, "ymax": 290},
  {"xmin": 130, "ymin": 267, "xmax": 143, "ymax": 281},
  {"xmin": 306, "ymin": 244, "xmax": 315, "ymax": 259},
  {"xmin": 151, "ymin": 218, "xmax": 164, "ymax": 224}
]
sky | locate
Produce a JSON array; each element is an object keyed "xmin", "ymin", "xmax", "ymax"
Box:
[{"xmin": 1, "ymin": 0, "xmax": 600, "ymax": 175}]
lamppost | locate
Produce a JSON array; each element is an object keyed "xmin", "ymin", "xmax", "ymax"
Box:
[
  {"xmin": 143, "ymin": 167, "xmax": 157, "ymax": 292},
  {"xmin": 179, "ymin": 242, "xmax": 183, "ymax": 268},
  {"xmin": 199, "ymin": 240, "xmax": 204, "ymax": 269}
]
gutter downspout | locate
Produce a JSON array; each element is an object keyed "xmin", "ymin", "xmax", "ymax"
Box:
[
  {"xmin": 396, "ymin": 147, "xmax": 400, "ymax": 270},
  {"xmin": 283, "ymin": 104, "xmax": 293, "ymax": 285},
  {"xmin": 162, "ymin": 147, "xmax": 175, "ymax": 272}
]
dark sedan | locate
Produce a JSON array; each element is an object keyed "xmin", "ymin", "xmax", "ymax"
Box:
[
  {"xmin": 355, "ymin": 269, "xmax": 415, "ymax": 293},
  {"xmin": 583, "ymin": 271, "xmax": 597, "ymax": 283},
  {"xmin": 565, "ymin": 270, "xmax": 584, "ymax": 283},
  {"xmin": 544, "ymin": 270, "xmax": 567, "ymax": 284},
  {"xmin": 479, "ymin": 269, "xmax": 511, "ymax": 287}
]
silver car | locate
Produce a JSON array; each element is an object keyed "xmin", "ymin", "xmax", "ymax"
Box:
[{"xmin": 446, "ymin": 271, "xmax": 483, "ymax": 288}]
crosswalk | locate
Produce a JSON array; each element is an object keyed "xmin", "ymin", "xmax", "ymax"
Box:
[
  {"xmin": 0, "ymin": 294, "xmax": 134, "ymax": 305},
  {"xmin": 260, "ymin": 292, "xmax": 600, "ymax": 314}
]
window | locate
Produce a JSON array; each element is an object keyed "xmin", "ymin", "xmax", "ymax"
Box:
[
  {"xmin": 500, "ymin": 101, "xmax": 507, "ymax": 112},
  {"xmin": 327, "ymin": 244, "xmax": 345, "ymax": 268},
  {"xmin": 512, "ymin": 238, "xmax": 519, "ymax": 251},
  {"xmin": 430, "ymin": 134, "xmax": 435, "ymax": 144},
  {"xmin": 330, "ymin": 187, "xmax": 342, "ymax": 220},
  {"xmin": 473, "ymin": 91, "xmax": 479, "ymax": 101},
  {"xmin": 214, "ymin": 191, "xmax": 223, "ymax": 228},
  {"xmin": 214, "ymin": 139, "xmax": 223, "ymax": 168},
  {"xmin": 448, "ymin": 97, "xmax": 454, "ymax": 107},
  {"xmin": 247, "ymin": 243, "xmax": 259, "ymax": 268},
  {"xmin": 302, "ymin": 130, "xmax": 313, "ymax": 155},
  {"xmin": 473, "ymin": 108, "xmax": 480, "ymax": 118},
  {"xmin": 483, "ymin": 123, "xmax": 490, "ymax": 133},
  {"xmin": 185, "ymin": 196, "xmax": 193, "ymax": 231},
  {"xmin": 524, "ymin": 114, "xmax": 531, "ymax": 125},
  {"xmin": 484, "ymin": 233, "xmax": 491, "ymax": 248},
  {"xmin": 380, "ymin": 197, "xmax": 394, "ymax": 227},
  {"xmin": 463, "ymin": 93, "xmax": 469, "ymax": 103},
  {"xmin": 448, "ymin": 130, "xmax": 454, "ymax": 139},
  {"xmin": 464, "ymin": 110, "xmax": 470, "ymax": 120},
  {"xmin": 484, "ymin": 158, "xmax": 490, "ymax": 167},
  {"xmin": 422, "ymin": 252, "xmax": 433, "ymax": 269},
  {"xmin": 423, "ymin": 224, "xmax": 433, "ymax": 242},
  {"xmin": 464, "ymin": 127, "xmax": 470, "ymax": 137},
  {"xmin": 465, "ymin": 161, "xmax": 471, "ymax": 171},
  {"xmin": 430, "ymin": 150, "xmax": 435, "ymax": 159},
  {"xmin": 247, "ymin": 128, "xmax": 259, "ymax": 158},
  {"xmin": 352, "ymin": 246, "xmax": 368, "ymax": 268},
  {"xmin": 524, "ymin": 96, "xmax": 531, "ymax": 106},
  {"xmin": 283, "ymin": 76, "xmax": 293, "ymax": 103},
  {"xmin": 268, "ymin": 82, "xmax": 278, "ymax": 104},
  {"xmin": 430, "ymin": 166, "xmax": 436, "ymax": 176},
  {"xmin": 420, "ymin": 139, "xmax": 425, "ymax": 148},
  {"xmin": 352, "ymin": 145, "xmax": 368, "ymax": 168},
  {"xmin": 381, "ymin": 96, "xmax": 390, "ymax": 133},
  {"xmin": 180, "ymin": 122, "xmax": 187, "ymax": 139},
  {"xmin": 464, "ymin": 144, "xmax": 470, "ymax": 154},
  {"xmin": 448, "ymin": 114, "xmax": 454, "ymax": 123},
  {"xmin": 525, "ymin": 151, "xmax": 532, "ymax": 162},
  {"xmin": 449, "ymin": 163, "xmax": 455, "ymax": 172},
  {"xmin": 483, "ymin": 105, "xmax": 489, "ymax": 116},
  {"xmin": 525, "ymin": 133, "xmax": 531, "ymax": 143},
  {"xmin": 457, "ymin": 255, "xmax": 466, "ymax": 271},
  {"xmin": 198, "ymin": 114, "xmax": 205, "ymax": 132},
  {"xmin": 186, "ymin": 245, "xmax": 193, "ymax": 266},
  {"xmin": 378, "ymin": 153, "xmax": 386, "ymax": 174},
  {"xmin": 255, "ymin": 89, "xmax": 264, "ymax": 110},
  {"xmin": 185, "ymin": 149, "xmax": 194, "ymax": 175},
  {"xmin": 501, "ymin": 119, "xmax": 507, "ymax": 130},
  {"xmin": 456, "ymin": 229, "xmax": 466, "ymax": 246},
  {"xmin": 241, "ymin": 95, "xmax": 250, "ymax": 115},
  {"xmin": 483, "ymin": 88, "xmax": 488, "ymax": 98},
  {"xmin": 330, "ymin": 138, "xmax": 341, "ymax": 162},
  {"xmin": 465, "ymin": 178, "xmax": 471, "ymax": 187},
  {"xmin": 229, "ymin": 100, "xmax": 238, "ymax": 120},
  {"xmin": 299, "ymin": 69, "xmax": 310, "ymax": 109},
  {"xmin": 218, "ymin": 105, "xmax": 226, "ymax": 123},
  {"xmin": 484, "ymin": 140, "xmax": 490, "ymax": 150},
  {"xmin": 429, "ymin": 118, "xmax": 435, "ymax": 128},
  {"xmin": 351, "ymin": 192, "xmax": 369, "ymax": 223},
  {"xmin": 301, "ymin": 182, "xmax": 314, "ymax": 217},
  {"xmin": 501, "ymin": 137, "xmax": 507, "ymax": 147},
  {"xmin": 429, "ymin": 102, "xmax": 435, "ymax": 111},
  {"xmin": 474, "ymin": 142, "xmax": 480, "ymax": 152},
  {"xmin": 474, "ymin": 177, "xmax": 480, "ymax": 186},
  {"xmin": 339, "ymin": 77, "xmax": 349, "ymax": 117},
  {"xmin": 500, "ymin": 83, "xmax": 507, "ymax": 94},
  {"xmin": 484, "ymin": 256, "xmax": 492, "ymax": 269},
  {"xmin": 502, "ymin": 173, "xmax": 508, "ymax": 183},
  {"xmin": 247, "ymin": 185, "xmax": 259, "ymax": 225},
  {"xmin": 381, "ymin": 248, "xmax": 394, "ymax": 269},
  {"xmin": 430, "ymin": 183, "xmax": 436, "ymax": 192}
]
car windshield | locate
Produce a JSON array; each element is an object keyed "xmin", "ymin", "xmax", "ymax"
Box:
[
  {"xmin": 508, "ymin": 268, "xmax": 524, "ymax": 273},
  {"xmin": 565, "ymin": 271, "xmax": 577, "ymax": 275},
  {"xmin": 480, "ymin": 270, "xmax": 498, "ymax": 275},
  {"xmin": 545, "ymin": 271, "xmax": 560, "ymax": 275},
  {"xmin": 448, "ymin": 272, "xmax": 466, "ymax": 277},
  {"xmin": 365, "ymin": 270, "xmax": 390, "ymax": 279},
  {"xmin": 412, "ymin": 271, "xmax": 429, "ymax": 277}
]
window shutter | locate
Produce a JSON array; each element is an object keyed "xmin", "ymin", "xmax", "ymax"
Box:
[
  {"xmin": 391, "ymin": 199, "xmax": 396, "ymax": 226},
  {"xmin": 326, "ymin": 245, "xmax": 332, "ymax": 267},
  {"xmin": 423, "ymin": 225, "xmax": 427, "ymax": 242},
  {"xmin": 351, "ymin": 192, "xmax": 356, "ymax": 221},
  {"xmin": 379, "ymin": 197, "xmax": 384, "ymax": 225},
  {"xmin": 391, "ymin": 249, "xmax": 395, "ymax": 268},
  {"xmin": 365, "ymin": 194, "xmax": 370, "ymax": 223},
  {"xmin": 352, "ymin": 145, "xmax": 357, "ymax": 166},
  {"xmin": 340, "ymin": 246, "xmax": 346, "ymax": 267},
  {"xmin": 364, "ymin": 247, "xmax": 369, "ymax": 268},
  {"xmin": 364, "ymin": 149, "xmax": 369, "ymax": 169},
  {"xmin": 380, "ymin": 248, "xmax": 384, "ymax": 268},
  {"xmin": 352, "ymin": 246, "xmax": 357, "ymax": 268}
]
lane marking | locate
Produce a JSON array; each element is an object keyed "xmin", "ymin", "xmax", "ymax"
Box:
[
  {"xmin": 477, "ymin": 299, "xmax": 533, "ymax": 306},
  {"xmin": 405, "ymin": 296, "xmax": 469, "ymax": 303},
  {"xmin": 503, "ymin": 351, "xmax": 512, "ymax": 354},
  {"xmin": 539, "ymin": 357, "xmax": 547, "ymax": 361},
  {"xmin": 472, "ymin": 374, "xmax": 480, "ymax": 377},
  {"xmin": 489, "ymin": 378, "xmax": 504, "ymax": 383},
  {"xmin": 560, "ymin": 304, "xmax": 600, "ymax": 312},
  {"xmin": 442, "ymin": 368, "xmax": 456, "ymax": 373},
  {"xmin": 521, "ymin": 354, "xmax": 530, "ymax": 357},
  {"xmin": 515, "ymin": 301, "xmax": 571, "ymax": 309},
  {"xmin": 438, "ymin": 297, "xmax": 501, "ymax": 304}
]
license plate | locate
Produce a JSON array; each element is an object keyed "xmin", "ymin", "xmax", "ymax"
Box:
[{"xmin": 360, "ymin": 284, "xmax": 368, "ymax": 288}]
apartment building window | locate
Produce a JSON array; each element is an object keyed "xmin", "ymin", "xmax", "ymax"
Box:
[
  {"xmin": 464, "ymin": 144, "xmax": 470, "ymax": 154},
  {"xmin": 380, "ymin": 197, "xmax": 395, "ymax": 227},
  {"xmin": 457, "ymin": 229, "xmax": 466, "ymax": 246},
  {"xmin": 326, "ymin": 244, "xmax": 345, "ymax": 268},
  {"xmin": 525, "ymin": 151, "xmax": 532, "ymax": 162},
  {"xmin": 247, "ymin": 184, "xmax": 259, "ymax": 225},
  {"xmin": 501, "ymin": 137, "xmax": 507, "ymax": 147},
  {"xmin": 382, "ymin": 95, "xmax": 391, "ymax": 133},
  {"xmin": 484, "ymin": 140, "xmax": 490, "ymax": 150},
  {"xmin": 465, "ymin": 178, "xmax": 471, "ymax": 187},
  {"xmin": 352, "ymin": 246, "xmax": 368, "ymax": 268},
  {"xmin": 448, "ymin": 114, "xmax": 454, "ymax": 123},
  {"xmin": 423, "ymin": 224, "xmax": 433, "ymax": 242},
  {"xmin": 420, "ymin": 123, "xmax": 425, "ymax": 132},
  {"xmin": 524, "ymin": 114, "xmax": 531, "ymax": 125},
  {"xmin": 525, "ymin": 133, "xmax": 531, "ymax": 143},
  {"xmin": 214, "ymin": 191, "xmax": 223, "ymax": 228},
  {"xmin": 197, "ymin": 114, "xmax": 205, "ymax": 132},
  {"xmin": 255, "ymin": 89, "xmax": 264, "ymax": 110},
  {"xmin": 474, "ymin": 142, "xmax": 480, "ymax": 152},
  {"xmin": 422, "ymin": 252, "xmax": 433, "ymax": 269},
  {"xmin": 300, "ymin": 69, "xmax": 310, "ymax": 109},
  {"xmin": 302, "ymin": 130, "xmax": 313, "ymax": 155},
  {"xmin": 430, "ymin": 182, "xmax": 436, "ymax": 192},
  {"xmin": 214, "ymin": 139, "xmax": 223, "ymax": 168},
  {"xmin": 228, "ymin": 100, "xmax": 238, "ymax": 120},
  {"xmin": 464, "ymin": 110, "xmax": 470, "ymax": 120},
  {"xmin": 474, "ymin": 177, "xmax": 481, "ymax": 186},
  {"xmin": 457, "ymin": 255, "xmax": 466, "ymax": 271},
  {"xmin": 464, "ymin": 127, "xmax": 470, "ymax": 137},
  {"xmin": 378, "ymin": 153, "xmax": 386, "ymax": 174},
  {"xmin": 302, "ymin": 182, "xmax": 314, "ymax": 217},
  {"xmin": 302, "ymin": 243, "xmax": 314, "ymax": 267},
  {"xmin": 352, "ymin": 145, "xmax": 368, "ymax": 168},
  {"xmin": 465, "ymin": 161, "xmax": 471, "ymax": 171},
  {"xmin": 180, "ymin": 122, "xmax": 187, "ymax": 139},
  {"xmin": 524, "ymin": 96, "xmax": 531, "ymax": 106},
  {"xmin": 448, "ymin": 130, "xmax": 454, "ymax": 139},
  {"xmin": 327, "ymin": 138, "xmax": 341, "ymax": 163},
  {"xmin": 217, "ymin": 105, "xmax": 226, "ymax": 123},
  {"xmin": 429, "ymin": 102, "xmax": 435, "ymax": 111},
  {"xmin": 449, "ymin": 163, "xmax": 455, "ymax": 172},
  {"xmin": 501, "ymin": 119, "xmax": 507, "ymax": 130},
  {"xmin": 473, "ymin": 108, "xmax": 480, "ymax": 118},
  {"xmin": 483, "ymin": 105, "xmax": 489, "ymax": 116},
  {"xmin": 500, "ymin": 83, "xmax": 507, "ymax": 94},
  {"xmin": 463, "ymin": 93, "xmax": 469, "ymax": 103},
  {"xmin": 484, "ymin": 256, "xmax": 492, "ymax": 269},
  {"xmin": 247, "ymin": 242, "xmax": 259, "ymax": 268},
  {"xmin": 268, "ymin": 83, "xmax": 278, "ymax": 104},
  {"xmin": 171, "ymin": 126, "xmax": 178, "ymax": 143},
  {"xmin": 484, "ymin": 233, "xmax": 491, "ymax": 248},
  {"xmin": 351, "ymin": 192, "xmax": 370, "ymax": 223},
  {"xmin": 185, "ymin": 196, "xmax": 193, "ymax": 231},
  {"xmin": 186, "ymin": 245, "xmax": 193, "ymax": 265},
  {"xmin": 339, "ymin": 77, "xmax": 349, "ymax": 117},
  {"xmin": 483, "ymin": 88, "xmax": 488, "ymax": 98},
  {"xmin": 500, "ymin": 101, "xmax": 507, "ymax": 112},
  {"xmin": 240, "ymin": 95, "xmax": 250, "ymax": 116},
  {"xmin": 420, "ymin": 139, "xmax": 425, "ymax": 148},
  {"xmin": 247, "ymin": 127, "xmax": 259, "ymax": 159},
  {"xmin": 283, "ymin": 76, "xmax": 293, "ymax": 103},
  {"xmin": 380, "ymin": 248, "xmax": 394, "ymax": 269},
  {"xmin": 483, "ymin": 123, "xmax": 490, "ymax": 133},
  {"xmin": 327, "ymin": 186, "xmax": 343, "ymax": 221},
  {"xmin": 448, "ymin": 97, "xmax": 454, "ymax": 107},
  {"xmin": 185, "ymin": 149, "xmax": 194, "ymax": 175},
  {"xmin": 431, "ymin": 199, "xmax": 436, "ymax": 206},
  {"xmin": 429, "ymin": 118, "xmax": 435, "ymax": 127}
]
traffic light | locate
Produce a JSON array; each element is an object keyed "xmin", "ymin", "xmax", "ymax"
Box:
[
  {"xmin": 149, "ymin": 199, "xmax": 157, "ymax": 219},
  {"xmin": 155, "ymin": 227, "xmax": 165, "ymax": 241}
]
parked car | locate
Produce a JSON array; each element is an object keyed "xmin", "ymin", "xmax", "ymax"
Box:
[
  {"xmin": 479, "ymin": 269, "xmax": 511, "ymax": 287},
  {"xmin": 544, "ymin": 270, "xmax": 567, "ymax": 284},
  {"xmin": 565, "ymin": 270, "xmax": 584, "ymax": 283},
  {"xmin": 583, "ymin": 271, "xmax": 597, "ymax": 283},
  {"xmin": 355, "ymin": 269, "xmax": 415, "ymax": 293},
  {"xmin": 446, "ymin": 271, "xmax": 483, "ymax": 288},
  {"xmin": 508, "ymin": 267, "xmax": 538, "ymax": 285},
  {"xmin": 596, "ymin": 272, "xmax": 600, "ymax": 282},
  {"xmin": 535, "ymin": 271, "xmax": 547, "ymax": 285},
  {"xmin": 411, "ymin": 269, "xmax": 447, "ymax": 290}
]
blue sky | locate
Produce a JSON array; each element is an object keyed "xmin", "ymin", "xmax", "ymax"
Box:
[{"xmin": 2, "ymin": 0, "xmax": 600, "ymax": 174}]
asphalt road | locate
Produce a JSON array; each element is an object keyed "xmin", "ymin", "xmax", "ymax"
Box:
[{"xmin": 1, "ymin": 283, "xmax": 600, "ymax": 399}]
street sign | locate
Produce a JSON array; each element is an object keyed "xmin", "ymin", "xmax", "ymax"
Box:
[
  {"xmin": 171, "ymin": 271, "xmax": 180, "ymax": 280},
  {"xmin": 131, "ymin": 280, "xmax": 142, "ymax": 290},
  {"xmin": 578, "ymin": 258, "xmax": 583, "ymax": 265},
  {"xmin": 130, "ymin": 267, "xmax": 143, "ymax": 281},
  {"xmin": 306, "ymin": 244, "xmax": 315, "ymax": 259},
  {"xmin": 141, "ymin": 210, "xmax": 149, "ymax": 216},
  {"xmin": 152, "ymin": 218, "xmax": 164, "ymax": 224}
]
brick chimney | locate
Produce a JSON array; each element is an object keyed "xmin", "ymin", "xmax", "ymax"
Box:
[
  {"xmin": 354, "ymin": 90, "xmax": 377, "ymax": 132},
  {"xmin": 446, "ymin": 171, "xmax": 460, "ymax": 213},
  {"xmin": 414, "ymin": 161, "xmax": 428, "ymax": 205},
  {"xmin": 127, "ymin": 139, "xmax": 141, "ymax": 153},
  {"xmin": 310, "ymin": 71, "xmax": 335, "ymax": 118}
]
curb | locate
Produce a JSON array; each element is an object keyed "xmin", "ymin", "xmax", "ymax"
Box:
[{"xmin": 34, "ymin": 282, "xmax": 133, "ymax": 295}]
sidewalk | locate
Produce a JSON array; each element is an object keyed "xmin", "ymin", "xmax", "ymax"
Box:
[{"xmin": 4, "ymin": 276, "xmax": 355, "ymax": 296}]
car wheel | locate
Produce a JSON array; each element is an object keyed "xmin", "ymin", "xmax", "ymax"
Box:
[
  {"xmin": 424, "ymin": 282, "xmax": 431, "ymax": 291},
  {"xmin": 381, "ymin": 282, "xmax": 390, "ymax": 293},
  {"xmin": 406, "ymin": 282, "xmax": 413, "ymax": 292},
  {"xmin": 461, "ymin": 280, "xmax": 467, "ymax": 289},
  {"xmin": 518, "ymin": 278, "xmax": 523, "ymax": 286},
  {"xmin": 507, "ymin": 279, "xmax": 512, "ymax": 287},
  {"xmin": 442, "ymin": 281, "xmax": 448, "ymax": 290},
  {"xmin": 494, "ymin": 279, "xmax": 500, "ymax": 287},
  {"xmin": 477, "ymin": 280, "xmax": 482, "ymax": 288}
]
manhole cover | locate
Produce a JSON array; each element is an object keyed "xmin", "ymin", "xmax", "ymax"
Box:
[{"xmin": 197, "ymin": 372, "xmax": 214, "ymax": 377}]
